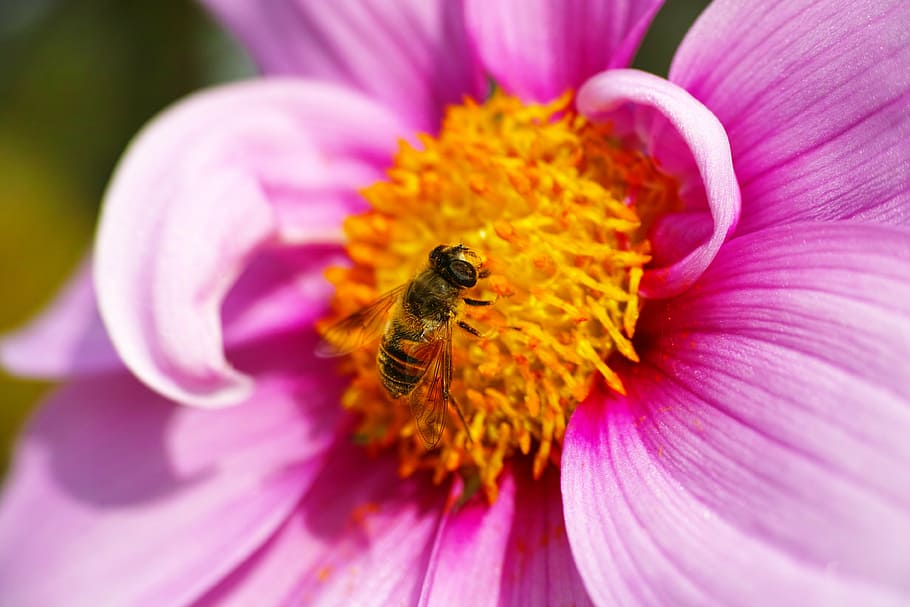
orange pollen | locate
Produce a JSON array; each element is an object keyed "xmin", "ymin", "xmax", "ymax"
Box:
[{"xmin": 320, "ymin": 90, "xmax": 681, "ymax": 502}]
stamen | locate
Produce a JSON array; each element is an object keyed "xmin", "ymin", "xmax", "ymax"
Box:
[{"xmin": 320, "ymin": 90, "xmax": 681, "ymax": 502}]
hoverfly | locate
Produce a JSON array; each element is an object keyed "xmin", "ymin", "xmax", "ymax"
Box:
[{"xmin": 317, "ymin": 244, "xmax": 492, "ymax": 447}]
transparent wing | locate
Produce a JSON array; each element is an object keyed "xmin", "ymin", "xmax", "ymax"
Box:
[
  {"xmin": 315, "ymin": 285, "xmax": 406, "ymax": 357},
  {"xmin": 408, "ymin": 322, "xmax": 452, "ymax": 449}
]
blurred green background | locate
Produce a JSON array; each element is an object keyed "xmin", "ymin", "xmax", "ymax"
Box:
[{"xmin": 0, "ymin": 0, "xmax": 709, "ymax": 465}]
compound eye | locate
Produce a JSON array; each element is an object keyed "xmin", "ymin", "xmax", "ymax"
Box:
[{"xmin": 448, "ymin": 259, "xmax": 477, "ymax": 288}]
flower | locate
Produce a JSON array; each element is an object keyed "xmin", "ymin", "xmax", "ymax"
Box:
[{"xmin": 2, "ymin": 0, "xmax": 910, "ymax": 605}]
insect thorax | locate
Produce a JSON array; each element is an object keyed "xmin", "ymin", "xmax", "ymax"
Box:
[{"xmin": 403, "ymin": 271, "xmax": 460, "ymax": 324}]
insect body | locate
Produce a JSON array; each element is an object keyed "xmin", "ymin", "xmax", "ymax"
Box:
[{"xmin": 317, "ymin": 244, "xmax": 491, "ymax": 447}]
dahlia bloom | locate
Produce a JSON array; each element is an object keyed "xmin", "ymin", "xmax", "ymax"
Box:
[{"xmin": 2, "ymin": 0, "xmax": 910, "ymax": 604}]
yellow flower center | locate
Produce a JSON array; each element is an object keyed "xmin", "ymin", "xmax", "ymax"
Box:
[{"xmin": 320, "ymin": 91, "xmax": 680, "ymax": 502}]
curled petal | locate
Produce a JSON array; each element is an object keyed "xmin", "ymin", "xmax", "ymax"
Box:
[
  {"xmin": 94, "ymin": 79, "xmax": 404, "ymax": 406},
  {"xmin": 578, "ymin": 69, "xmax": 740, "ymax": 298},
  {"xmin": 563, "ymin": 223, "xmax": 910, "ymax": 605},
  {"xmin": 671, "ymin": 0, "xmax": 910, "ymax": 233},
  {"xmin": 200, "ymin": 0, "xmax": 485, "ymax": 132},
  {"xmin": 465, "ymin": 0, "xmax": 664, "ymax": 101}
]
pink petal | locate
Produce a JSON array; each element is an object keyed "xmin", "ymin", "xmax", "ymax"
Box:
[
  {"xmin": 562, "ymin": 222, "xmax": 910, "ymax": 605},
  {"xmin": 670, "ymin": 0, "xmax": 910, "ymax": 234},
  {"xmin": 1, "ymin": 258, "xmax": 121, "ymax": 379},
  {"xmin": 419, "ymin": 474, "xmax": 517, "ymax": 607},
  {"xmin": 221, "ymin": 243, "xmax": 347, "ymax": 348},
  {"xmin": 578, "ymin": 69, "xmax": 741, "ymax": 298},
  {"xmin": 465, "ymin": 0, "xmax": 664, "ymax": 102},
  {"xmin": 94, "ymin": 79, "xmax": 405, "ymax": 407},
  {"xmin": 200, "ymin": 0, "xmax": 486, "ymax": 132},
  {"xmin": 499, "ymin": 466, "xmax": 593, "ymax": 607},
  {"xmin": 0, "ymin": 369, "xmax": 343, "ymax": 606},
  {"xmin": 417, "ymin": 466, "xmax": 592, "ymax": 606},
  {"xmin": 197, "ymin": 448, "xmax": 447, "ymax": 606}
]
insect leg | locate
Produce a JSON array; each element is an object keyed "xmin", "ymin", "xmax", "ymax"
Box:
[
  {"xmin": 442, "ymin": 325, "xmax": 474, "ymax": 446},
  {"xmin": 463, "ymin": 297, "xmax": 494, "ymax": 307},
  {"xmin": 457, "ymin": 320, "xmax": 483, "ymax": 337},
  {"xmin": 448, "ymin": 393, "xmax": 474, "ymax": 445}
]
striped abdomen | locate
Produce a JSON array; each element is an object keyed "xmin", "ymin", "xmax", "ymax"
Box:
[{"xmin": 377, "ymin": 329, "xmax": 428, "ymax": 399}]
